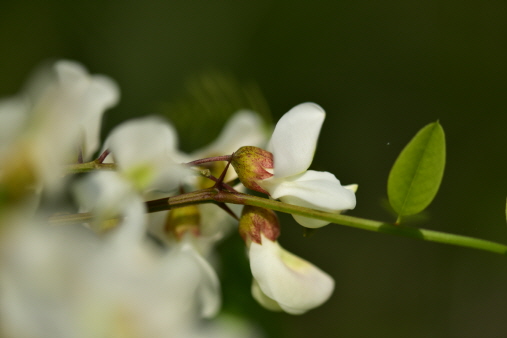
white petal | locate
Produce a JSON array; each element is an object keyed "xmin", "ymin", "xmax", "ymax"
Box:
[
  {"xmin": 77, "ymin": 76, "xmax": 119, "ymax": 159},
  {"xmin": 73, "ymin": 171, "xmax": 135, "ymax": 219},
  {"xmin": 268, "ymin": 169, "xmax": 355, "ymax": 205},
  {"xmin": 266, "ymin": 171, "xmax": 356, "ymax": 228},
  {"xmin": 281, "ymin": 199, "xmax": 330, "ymax": 228},
  {"xmin": 54, "ymin": 61, "xmax": 120, "ymax": 160},
  {"xmin": 268, "ymin": 103, "xmax": 325, "ymax": 178},
  {"xmin": 193, "ymin": 110, "xmax": 267, "ymax": 158},
  {"xmin": 73, "ymin": 171, "xmax": 147, "ymax": 244},
  {"xmin": 104, "ymin": 116, "xmax": 178, "ymax": 165},
  {"xmin": 249, "ymin": 235, "xmax": 334, "ymax": 314},
  {"xmin": 188, "ymin": 110, "xmax": 268, "ymax": 183},
  {"xmin": 0, "ymin": 60, "xmax": 119, "ymax": 193},
  {"xmin": 250, "ymin": 279, "xmax": 283, "ymax": 312},
  {"xmin": 167, "ymin": 235, "xmax": 222, "ymax": 318},
  {"xmin": 1, "ymin": 217, "xmax": 203, "ymax": 338},
  {"xmin": 104, "ymin": 116, "xmax": 189, "ymax": 191},
  {"xmin": 344, "ymin": 183, "xmax": 358, "ymax": 193}
]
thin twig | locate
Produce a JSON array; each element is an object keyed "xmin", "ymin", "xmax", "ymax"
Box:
[{"xmin": 185, "ymin": 155, "xmax": 232, "ymax": 166}]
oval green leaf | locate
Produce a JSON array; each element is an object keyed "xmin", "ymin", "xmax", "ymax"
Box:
[{"xmin": 388, "ymin": 121, "xmax": 446, "ymax": 218}]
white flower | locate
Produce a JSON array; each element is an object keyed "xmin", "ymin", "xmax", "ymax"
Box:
[
  {"xmin": 103, "ymin": 116, "xmax": 190, "ymax": 192},
  {"xmin": 258, "ymin": 102, "xmax": 356, "ymax": 228},
  {"xmin": 166, "ymin": 233, "xmax": 222, "ymax": 319},
  {"xmin": 0, "ymin": 217, "xmax": 221, "ymax": 338},
  {"xmin": 0, "ymin": 60, "xmax": 119, "ymax": 192},
  {"xmin": 73, "ymin": 171, "xmax": 222, "ymax": 319},
  {"xmin": 248, "ymin": 234, "xmax": 334, "ymax": 315},
  {"xmin": 73, "ymin": 171, "xmax": 147, "ymax": 245}
]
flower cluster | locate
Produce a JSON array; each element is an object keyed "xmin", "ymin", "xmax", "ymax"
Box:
[{"xmin": 0, "ymin": 60, "xmax": 357, "ymax": 337}]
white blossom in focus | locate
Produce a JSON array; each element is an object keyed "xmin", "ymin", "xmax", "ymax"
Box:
[
  {"xmin": 248, "ymin": 234, "xmax": 334, "ymax": 315},
  {"xmin": 258, "ymin": 103, "xmax": 356, "ymax": 228}
]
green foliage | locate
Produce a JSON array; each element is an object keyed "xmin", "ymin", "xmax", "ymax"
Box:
[
  {"xmin": 388, "ymin": 122, "xmax": 446, "ymax": 220},
  {"xmin": 160, "ymin": 71, "xmax": 272, "ymax": 152}
]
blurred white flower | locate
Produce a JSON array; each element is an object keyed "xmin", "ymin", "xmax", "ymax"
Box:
[
  {"xmin": 248, "ymin": 234, "xmax": 334, "ymax": 315},
  {"xmin": 148, "ymin": 110, "xmax": 268, "ymax": 246},
  {"xmin": 168, "ymin": 233, "xmax": 222, "ymax": 318},
  {"xmin": 73, "ymin": 171, "xmax": 147, "ymax": 244},
  {"xmin": 258, "ymin": 102, "xmax": 357, "ymax": 228},
  {"xmin": 72, "ymin": 170, "xmax": 221, "ymax": 317},
  {"xmin": 103, "ymin": 116, "xmax": 190, "ymax": 193},
  {"xmin": 0, "ymin": 216, "xmax": 223, "ymax": 338},
  {"xmin": 0, "ymin": 60, "xmax": 119, "ymax": 192}
]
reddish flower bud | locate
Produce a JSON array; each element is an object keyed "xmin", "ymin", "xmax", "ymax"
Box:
[
  {"xmin": 231, "ymin": 146, "xmax": 274, "ymax": 194},
  {"xmin": 239, "ymin": 205, "xmax": 280, "ymax": 246}
]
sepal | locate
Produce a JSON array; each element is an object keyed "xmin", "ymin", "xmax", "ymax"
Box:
[
  {"xmin": 231, "ymin": 146, "xmax": 273, "ymax": 194},
  {"xmin": 238, "ymin": 206, "xmax": 280, "ymax": 246}
]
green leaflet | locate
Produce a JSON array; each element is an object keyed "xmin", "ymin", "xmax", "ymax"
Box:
[{"xmin": 388, "ymin": 122, "xmax": 446, "ymax": 220}]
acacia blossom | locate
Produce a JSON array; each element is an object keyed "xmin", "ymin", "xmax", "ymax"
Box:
[
  {"xmin": 249, "ymin": 234, "xmax": 334, "ymax": 315},
  {"xmin": 0, "ymin": 216, "xmax": 223, "ymax": 338},
  {"xmin": 72, "ymin": 171, "xmax": 222, "ymax": 318},
  {"xmin": 0, "ymin": 60, "xmax": 118, "ymax": 193},
  {"xmin": 239, "ymin": 206, "xmax": 334, "ymax": 315},
  {"xmin": 147, "ymin": 110, "xmax": 267, "ymax": 248},
  {"xmin": 233, "ymin": 102, "xmax": 357, "ymax": 228},
  {"xmin": 0, "ymin": 60, "xmax": 271, "ymax": 338},
  {"xmin": 102, "ymin": 116, "xmax": 190, "ymax": 193}
]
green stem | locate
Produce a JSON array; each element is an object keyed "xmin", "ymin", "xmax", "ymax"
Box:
[
  {"xmin": 212, "ymin": 191, "xmax": 507, "ymax": 256},
  {"xmin": 49, "ymin": 189, "xmax": 216, "ymax": 224},
  {"xmin": 66, "ymin": 160, "xmax": 116, "ymax": 174},
  {"xmin": 49, "ymin": 212, "xmax": 94, "ymax": 225},
  {"xmin": 49, "ymin": 188, "xmax": 507, "ymax": 256}
]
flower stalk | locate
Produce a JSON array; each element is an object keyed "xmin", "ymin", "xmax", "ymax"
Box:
[
  {"xmin": 185, "ymin": 155, "xmax": 233, "ymax": 166},
  {"xmin": 215, "ymin": 192, "xmax": 507, "ymax": 256},
  {"xmin": 65, "ymin": 160, "xmax": 116, "ymax": 174},
  {"xmin": 49, "ymin": 188, "xmax": 507, "ymax": 256}
]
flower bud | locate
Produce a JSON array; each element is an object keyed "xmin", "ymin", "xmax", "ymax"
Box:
[
  {"xmin": 239, "ymin": 206, "xmax": 280, "ymax": 246},
  {"xmin": 231, "ymin": 146, "xmax": 273, "ymax": 195},
  {"xmin": 0, "ymin": 149, "xmax": 37, "ymax": 207},
  {"xmin": 164, "ymin": 205, "xmax": 200, "ymax": 240}
]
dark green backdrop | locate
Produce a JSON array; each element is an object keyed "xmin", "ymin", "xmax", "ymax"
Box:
[{"xmin": 1, "ymin": 1, "xmax": 506, "ymax": 337}]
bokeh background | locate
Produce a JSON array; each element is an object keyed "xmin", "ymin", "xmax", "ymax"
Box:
[{"xmin": 1, "ymin": 1, "xmax": 507, "ymax": 337}]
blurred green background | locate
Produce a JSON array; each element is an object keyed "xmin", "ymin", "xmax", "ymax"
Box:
[{"xmin": 1, "ymin": 1, "xmax": 507, "ymax": 337}]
